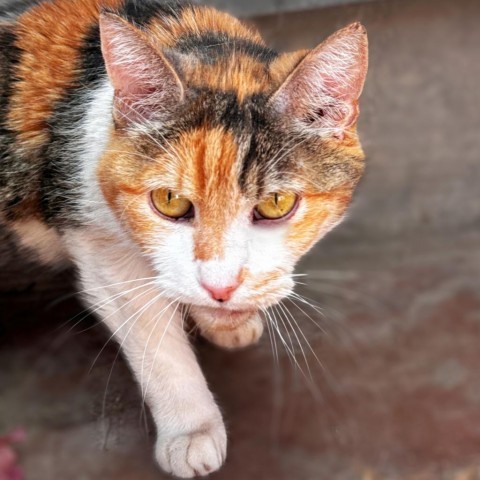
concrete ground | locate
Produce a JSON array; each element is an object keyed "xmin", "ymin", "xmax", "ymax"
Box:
[
  {"xmin": 1, "ymin": 0, "xmax": 480, "ymax": 479},
  {"xmin": 2, "ymin": 233, "xmax": 480, "ymax": 480}
]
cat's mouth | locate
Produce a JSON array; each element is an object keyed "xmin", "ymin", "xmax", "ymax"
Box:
[
  {"xmin": 210, "ymin": 307, "xmax": 254, "ymax": 321},
  {"xmin": 192, "ymin": 306, "xmax": 257, "ymax": 330}
]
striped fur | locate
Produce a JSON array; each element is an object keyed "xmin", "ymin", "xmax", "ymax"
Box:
[{"xmin": 0, "ymin": 1, "xmax": 368, "ymax": 476}]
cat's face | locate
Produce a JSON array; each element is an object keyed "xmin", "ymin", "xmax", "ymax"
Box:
[{"xmin": 97, "ymin": 13, "xmax": 367, "ymax": 328}]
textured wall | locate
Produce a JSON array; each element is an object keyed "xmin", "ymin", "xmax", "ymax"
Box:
[
  {"xmin": 249, "ymin": 0, "xmax": 480, "ymax": 243},
  {"xmin": 202, "ymin": 0, "xmax": 378, "ymax": 18}
]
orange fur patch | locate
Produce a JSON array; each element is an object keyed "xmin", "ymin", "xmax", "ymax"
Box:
[
  {"xmin": 180, "ymin": 57, "xmax": 272, "ymax": 102},
  {"xmin": 8, "ymin": 0, "xmax": 121, "ymax": 150},
  {"xmin": 250, "ymin": 270, "xmax": 284, "ymax": 292},
  {"xmin": 146, "ymin": 6, "xmax": 275, "ymax": 100},
  {"xmin": 180, "ymin": 128, "xmax": 241, "ymax": 261},
  {"xmin": 287, "ymin": 189, "xmax": 352, "ymax": 255},
  {"xmin": 98, "ymin": 127, "xmax": 243, "ymax": 259},
  {"xmin": 148, "ymin": 6, "xmax": 263, "ymax": 48}
]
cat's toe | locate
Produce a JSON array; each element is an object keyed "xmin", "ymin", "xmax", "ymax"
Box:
[{"xmin": 156, "ymin": 422, "xmax": 227, "ymax": 478}]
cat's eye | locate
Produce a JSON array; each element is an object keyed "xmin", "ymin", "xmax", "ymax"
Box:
[
  {"xmin": 254, "ymin": 192, "xmax": 298, "ymax": 222},
  {"xmin": 150, "ymin": 188, "xmax": 194, "ymax": 220}
]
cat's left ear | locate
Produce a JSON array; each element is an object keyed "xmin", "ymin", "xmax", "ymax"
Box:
[
  {"xmin": 99, "ymin": 12, "xmax": 183, "ymax": 127},
  {"xmin": 270, "ymin": 23, "xmax": 368, "ymax": 139}
]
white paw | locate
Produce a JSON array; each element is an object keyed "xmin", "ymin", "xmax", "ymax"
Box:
[
  {"xmin": 202, "ymin": 314, "xmax": 264, "ymax": 350},
  {"xmin": 156, "ymin": 422, "xmax": 227, "ymax": 478}
]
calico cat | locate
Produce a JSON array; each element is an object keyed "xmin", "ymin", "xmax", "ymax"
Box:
[{"xmin": 0, "ymin": 0, "xmax": 368, "ymax": 477}]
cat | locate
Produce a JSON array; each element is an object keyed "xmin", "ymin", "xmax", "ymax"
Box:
[{"xmin": 0, "ymin": 0, "xmax": 368, "ymax": 477}]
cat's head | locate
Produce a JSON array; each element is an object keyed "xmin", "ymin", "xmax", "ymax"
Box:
[{"xmin": 96, "ymin": 7, "xmax": 368, "ymax": 330}]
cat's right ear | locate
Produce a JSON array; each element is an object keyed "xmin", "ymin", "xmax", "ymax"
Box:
[
  {"xmin": 270, "ymin": 23, "xmax": 368, "ymax": 140},
  {"xmin": 99, "ymin": 12, "xmax": 183, "ymax": 128}
]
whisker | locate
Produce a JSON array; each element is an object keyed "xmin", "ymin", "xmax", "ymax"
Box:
[
  {"xmin": 52, "ymin": 280, "xmax": 158, "ymax": 345},
  {"xmin": 288, "ymin": 291, "xmax": 357, "ymax": 344},
  {"xmin": 287, "ymin": 293, "xmax": 329, "ymax": 336},
  {"xmin": 90, "ymin": 284, "xmax": 160, "ymax": 375},
  {"xmin": 142, "ymin": 301, "xmax": 181, "ymax": 406},
  {"xmin": 268, "ymin": 306, "xmax": 301, "ymax": 372},
  {"xmin": 140, "ymin": 297, "xmax": 182, "ymax": 388},
  {"xmin": 302, "ymin": 280, "xmax": 389, "ymax": 316},
  {"xmin": 280, "ymin": 300, "xmax": 327, "ymax": 376},
  {"xmin": 272, "ymin": 304, "xmax": 298, "ymax": 370},
  {"xmin": 139, "ymin": 300, "xmax": 188, "ymax": 432},
  {"xmin": 276, "ymin": 302, "xmax": 314, "ymax": 381},
  {"xmin": 261, "ymin": 307, "xmax": 279, "ymax": 366},
  {"xmin": 100, "ymin": 288, "xmax": 166, "ymax": 448}
]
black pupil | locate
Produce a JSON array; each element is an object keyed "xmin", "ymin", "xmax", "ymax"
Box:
[
  {"xmin": 274, "ymin": 193, "xmax": 278, "ymax": 205},
  {"xmin": 167, "ymin": 190, "xmax": 172, "ymax": 203}
]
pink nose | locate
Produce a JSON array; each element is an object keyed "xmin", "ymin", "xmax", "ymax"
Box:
[{"xmin": 201, "ymin": 282, "xmax": 240, "ymax": 302}]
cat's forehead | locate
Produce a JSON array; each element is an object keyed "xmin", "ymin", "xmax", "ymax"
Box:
[
  {"xmin": 174, "ymin": 88, "xmax": 273, "ymax": 137},
  {"xmin": 133, "ymin": 90, "xmax": 303, "ymax": 198}
]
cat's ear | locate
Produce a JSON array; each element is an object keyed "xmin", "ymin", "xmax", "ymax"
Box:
[
  {"xmin": 270, "ymin": 23, "xmax": 368, "ymax": 139},
  {"xmin": 99, "ymin": 12, "xmax": 183, "ymax": 127}
]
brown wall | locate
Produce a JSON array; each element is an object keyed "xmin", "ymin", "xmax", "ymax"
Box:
[{"xmin": 250, "ymin": 0, "xmax": 480, "ymax": 243}]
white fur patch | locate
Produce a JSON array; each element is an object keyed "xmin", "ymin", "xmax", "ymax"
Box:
[
  {"xmin": 77, "ymin": 80, "xmax": 131, "ymax": 241},
  {"xmin": 147, "ymin": 209, "xmax": 295, "ymax": 311}
]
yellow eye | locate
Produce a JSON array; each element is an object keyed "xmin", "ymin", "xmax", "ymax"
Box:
[
  {"xmin": 151, "ymin": 188, "xmax": 193, "ymax": 220},
  {"xmin": 254, "ymin": 192, "xmax": 298, "ymax": 221}
]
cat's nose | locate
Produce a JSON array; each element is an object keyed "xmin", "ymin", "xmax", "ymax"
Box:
[{"xmin": 201, "ymin": 282, "xmax": 240, "ymax": 303}]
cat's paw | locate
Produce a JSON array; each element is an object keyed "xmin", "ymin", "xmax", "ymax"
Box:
[
  {"xmin": 202, "ymin": 313, "xmax": 263, "ymax": 350},
  {"xmin": 155, "ymin": 422, "xmax": 227, "ymax": 478}
]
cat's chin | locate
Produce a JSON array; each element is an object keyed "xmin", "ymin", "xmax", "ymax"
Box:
[
  {"xmin": 189, "ymin": 306, "xmax": 264, "ymax": 350},
  {"xmin": 189, "ymin": 305, "xmax": 258, "ymax": 331}
]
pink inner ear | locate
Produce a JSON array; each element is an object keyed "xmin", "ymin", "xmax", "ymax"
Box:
[
  {"xmin": 99, "ymin": 13, "xmax": 182, "ymax": 125},
  {"xmin": 312, "ymin": 25, "xmax": 368, "ymax": 102},
  {"xmin": 273, "ymin": 23, "xmax": 368, "ymax": 135}
]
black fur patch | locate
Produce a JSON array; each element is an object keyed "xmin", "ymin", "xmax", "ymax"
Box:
[
  {"xmin": 0, "ymin": 27, "xmax": 30, "ymax": 221},
  {"xmin": 39, "ymin": 25, "xmax": 107, "ymax": 227},
  {"xmin": 118, "ymin": 0, "xmax": 190, "ymax": 26},
  {"xmin": 179, "ymin": 88, "xmax": 249, "ymax": 134},
  {"xmin": 0, "ymin": 28, "xmax": 21, "ymax": 137},
  {"xmin": 175, "ymin": 32, "xmax": 278, "ymax": 65},
  {"xmin": 79, "ymin": 24, "xmax": 105, "ymax": 84}
]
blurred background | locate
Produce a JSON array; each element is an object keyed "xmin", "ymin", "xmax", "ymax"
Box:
[{"xmin": 1, "ymin": 0, "xmax": 479, "ymax": 479}]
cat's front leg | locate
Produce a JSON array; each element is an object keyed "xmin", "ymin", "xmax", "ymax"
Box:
[
  {"xmin": 70, "ymin": 246, "xmax": 226, "ymax": 478},
  {"xmin": 95, "ymin": 289, "xmax": 226, "ymax": 478},
  {"xmin": 144, "ymin": 317, "xmax": 227, "ymax": 478},
  {"xmin": 191, "ymin": 308, "xmax": 264, "ymax": 350}
]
